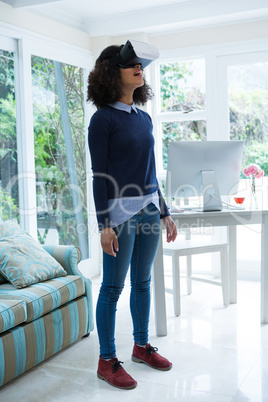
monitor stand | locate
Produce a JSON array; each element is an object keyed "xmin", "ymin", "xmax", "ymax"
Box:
[{"xmin": 201, "ymin": 170, "xmax": 223, "ymax": 212}]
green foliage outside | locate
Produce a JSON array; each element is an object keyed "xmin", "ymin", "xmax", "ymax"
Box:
[
  {"xmin": 160, "ymin": 61, "xmax": 268, "ymax": 176},
  {"xmin": 31, "ymin": 56, "xmax": 88, "ymax": 247},
  {"xmin": 229, "ymin": 89, "xmax": 268, "ymax": 174},
  {"xmin": 160, "ymin": 61, "xmax": 206, "ymax": 169},
  {"xmin": 0, "ymin": 50, "xmax": 19, "ymax": 221},
  {"xmin": 0, "ymin": 187, "xmax": 17, "ymax": 221},
  {"xmin": 160, "ymin": 61, "xmax": 206, "ymax": 112},
  {"xmin": 0, "ymin": 53, "xmax": 88, "ymax": 249}
]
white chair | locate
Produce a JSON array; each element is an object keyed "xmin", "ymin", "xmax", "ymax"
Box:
[{"xmin": 163, "ymin": 233, "xmax": 229, "ymax": 316}]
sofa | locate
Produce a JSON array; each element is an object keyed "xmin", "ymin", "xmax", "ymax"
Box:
[{"xmin": 0, "ymin": 220, "xmax": 94, "ymax": 387}]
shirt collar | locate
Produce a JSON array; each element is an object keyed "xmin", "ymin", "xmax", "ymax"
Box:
[{"xmin": 108, "ymin": 101, "xmax": 138, "ymax": 114}]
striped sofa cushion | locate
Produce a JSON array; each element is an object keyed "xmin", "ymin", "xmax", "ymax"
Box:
[
  {"xmin": 0, "ymin": 275, "xmax": 85, "ymax": 322},
  {"xmin": 0, "ymin": 296, "xmax": 89, "ymax": 387},
  {"xmin": 43, "ymin": 245, "xmax": 81, "ymax": 272},
  {"xmin": 0, "ymin": 299, "xmax": 27, "ymax": 333}
]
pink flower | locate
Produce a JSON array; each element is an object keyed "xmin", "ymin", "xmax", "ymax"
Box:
[
  {"xmin": 256, "ymin": 169, "xmax": 264, "ymax": 178},
  {"xmin": 243, "ymin": 164, "xmax": 264, "ymax": 178}
]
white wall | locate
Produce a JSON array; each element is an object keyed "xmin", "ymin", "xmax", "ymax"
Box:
[
  {"xmin": 0, "ymin": 1, "xmax": 91, "ymax": 49},
  {"xmin": 91, "ymin": 19, "xmax": 268, "ymax": 57},
  {"xmin": 150, "ymin": 19, "xmax": 268, "ymax": 50}
]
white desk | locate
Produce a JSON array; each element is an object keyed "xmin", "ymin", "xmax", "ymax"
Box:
[{"xmin": 153, "ymin": 207, "xmax": 268, "ymax": 336}]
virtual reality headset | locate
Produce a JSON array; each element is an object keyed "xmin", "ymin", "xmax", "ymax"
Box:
[{"xmin": 108, "ymin": 40, "xmax": 159, "ymax": 69}]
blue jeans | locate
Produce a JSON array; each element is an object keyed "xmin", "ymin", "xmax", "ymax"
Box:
[{"xmin": 96, "ymin": 203, "xmax": 160, "ymax": 359}]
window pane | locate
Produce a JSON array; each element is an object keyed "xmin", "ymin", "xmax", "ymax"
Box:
[
  {"xmin": 162, "ymin": 120, "xmax": 206, "ymax": 169},
  {"xmin": 160, "ymin": 59, "xmax": 206, "ymax": 112},
  {"xmin": 31, "ymin": 56, "xmax": 88, "ymax": 259},
  {"xmin": 0, "ymin": 50, "xmax": 19, "ymax": 221},
  {"xmin": 229, "ymin": 62, "xmax": 268, "ymax": 174}
]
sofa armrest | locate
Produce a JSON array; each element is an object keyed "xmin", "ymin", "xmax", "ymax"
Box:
[
  {"xmin": 42, "ymin": 245, "xmax": 82, "ymax": 276},
  {"xmin": 42, "ymin": 245, "xmax": 94, "ymax": 334}
]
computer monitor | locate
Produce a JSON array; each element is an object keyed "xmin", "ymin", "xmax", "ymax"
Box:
[{"xmin": 166, "ymin": 140, "xmax": 244, "ymax": 211}]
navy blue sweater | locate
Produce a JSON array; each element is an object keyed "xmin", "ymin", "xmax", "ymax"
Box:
[{"xmin": 88, "ymin": 105, "xmax": 169, "ymax": 228}]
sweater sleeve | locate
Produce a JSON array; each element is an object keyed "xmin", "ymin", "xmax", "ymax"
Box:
[
  {"xmin": 157, "ymin": 188, "xmax": 170, "ymax": 219},
  {"xmin": 88, "ymin": 111, "xmax": 111, "ymax": 230}
]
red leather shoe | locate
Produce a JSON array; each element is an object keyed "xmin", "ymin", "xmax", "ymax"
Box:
[
  {"xmin": 97, "ymin": 357, "xmax": 137, "ymax": 390},
  {"xmin": 132, "ymin": 343, "xmax": 172, "ymax": 371}
]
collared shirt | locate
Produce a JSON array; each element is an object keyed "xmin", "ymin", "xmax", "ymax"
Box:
[
  {"xmin": 108, "ymin": 100, "xmax": 138, "ymax": 114},
  {"xmin": 107, "ymin": 101, "xmax": 160, "ymax": 228}
]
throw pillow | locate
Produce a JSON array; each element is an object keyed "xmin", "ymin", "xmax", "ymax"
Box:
[
  {"xmin": 0, "ymin": 219, "xmax": 21, "ymax": 237},
  {"xmin": 0, "ymin": 220, "xmax": 67, "ymax": 288},
  {"xmin": 0, "ymin": 219, "xmax": 17, "ymax": 284}
]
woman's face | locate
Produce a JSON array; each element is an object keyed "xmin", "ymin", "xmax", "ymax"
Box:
[{"xmin": 120, "ymin": 64, "xmax": 144, "ymax": 92}]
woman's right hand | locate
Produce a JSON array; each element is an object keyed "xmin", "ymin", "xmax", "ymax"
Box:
[{"xmin": 101, "ymin": 227, "xmax": 119, "ymax": 257}]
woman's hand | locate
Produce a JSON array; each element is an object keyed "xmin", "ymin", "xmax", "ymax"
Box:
[
  {"xmin": 101, "ymin": 227, "xmax": 119, "ymax": 257},
  {"xmin": 163, "ymin": 215, "xmax": 177, "ymax": 243}
]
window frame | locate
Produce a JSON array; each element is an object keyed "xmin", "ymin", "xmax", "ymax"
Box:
[
  {"xmin": 0, "ymin": 24, "xmax": 100, "ymax": 276},
  {"xmin": 153, "ymin": 54, "xmax": 207, "ymax": 175},
  {"xmin": 151, "ymin": 39, "xmax": 268, "ymax": 179},
  {"xmin": 217, "ymin": 49, "xmax": 268, "ymax": 141}
]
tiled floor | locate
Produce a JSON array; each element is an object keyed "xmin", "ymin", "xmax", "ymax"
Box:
[{"xmin": 1, "ymin": 270, "xmax": 268, "ymax": 401}]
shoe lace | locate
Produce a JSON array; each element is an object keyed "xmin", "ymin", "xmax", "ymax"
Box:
[
  {"xmin": 112, "ymin": 360, "xmax": 124, "ymax": 373},
  {"xmin": 146, "ymin": 345, "xmax": 158, "ymax": 356}
]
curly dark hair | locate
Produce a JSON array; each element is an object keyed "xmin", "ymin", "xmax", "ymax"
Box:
[{"xmin": 87, "ymin": 45, "xmax": 153, "ymax": 109}]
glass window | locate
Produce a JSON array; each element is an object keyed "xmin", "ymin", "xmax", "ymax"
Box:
[
  {"xmin": 162, "ymin": 120, "xmax": 206, "ymax": 169},
  {"xmin": 228, "ymin": 62, "xmax": 268, "ymax": 175},
  {"xmin": 157, "ymin": 58, "xmax": 207, "ymax": 171},
  {"xmin": 31, "ymin": 56, "xmax": 88, "ymax": 259},
  {"xmin": 160, "ymin": 59, "xmax": 206, "ymax": 113},
  {"xmin": 0, "ymin": 49, "xmax": 19, "ymax": 221}
]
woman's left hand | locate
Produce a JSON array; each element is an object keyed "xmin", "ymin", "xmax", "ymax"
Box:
[{"xmin": 163, "ymin": 215, "xmax": 177, "ymax": 243}]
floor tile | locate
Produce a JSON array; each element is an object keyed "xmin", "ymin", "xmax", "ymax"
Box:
[
  {"xmin": 1, "ymin": 275, "xmax": 267, "ymax": 401},
  {"xmin": 0, "ymin": 364, "xmax": 100, "ymax": 402},
  {"xmin": 232, "ymin": 345, "xmax": 268, "ymax": 402},
  {"xmin": 128, "ymin": 340, "xmax": 259, "ymax": 397}
]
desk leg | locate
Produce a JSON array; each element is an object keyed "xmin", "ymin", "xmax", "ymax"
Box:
[
  {"xmin": 261, "ymin": 214, "xmax": 268, "ymax": 324},
  {"xmin": 228, "ymin": 226, "xmax": 237, "ymax": 304},
  {"xmin": 153, "ymin": 233, "xmax": 167, "ymax": 336}
]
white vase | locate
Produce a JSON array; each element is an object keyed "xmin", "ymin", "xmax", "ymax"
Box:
[{"xmin": 251, "ymin": 175, "xmax": 258, "ymax": 209}]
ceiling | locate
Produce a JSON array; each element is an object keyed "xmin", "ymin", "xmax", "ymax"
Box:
[{"xmin": 2, "ymin": 0, "xmax": 268, "ymax": 37}]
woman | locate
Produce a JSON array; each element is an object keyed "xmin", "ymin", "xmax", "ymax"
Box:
[{"xmin": 87, "ymin": 43, "xmax": 177, "ymax": 390}]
